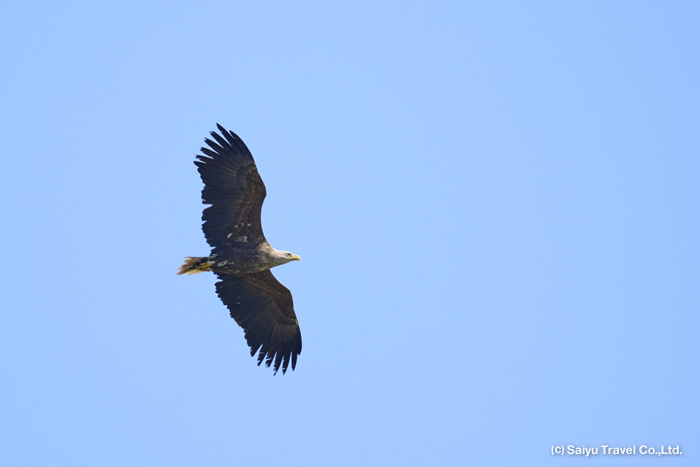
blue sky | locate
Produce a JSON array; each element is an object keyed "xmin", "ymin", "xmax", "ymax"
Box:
[{"xmin": 1, "ymin": 1, "xmax": 698, "ymax": 465}]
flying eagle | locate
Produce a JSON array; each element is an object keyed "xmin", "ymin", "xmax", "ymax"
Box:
[{"xmin": 178, "ymin": 124, "xmax": 302, "ymax": 375}]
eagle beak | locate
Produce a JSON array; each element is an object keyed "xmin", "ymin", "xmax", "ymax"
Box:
[{"xmin": 291, "ymin": 254, "xmax": 301, "ymax": 261}]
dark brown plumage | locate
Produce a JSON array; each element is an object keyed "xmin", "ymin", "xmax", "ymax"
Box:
[{"xmin": 178, "ymin": 124, "xmax": 302, "ymax": 375}]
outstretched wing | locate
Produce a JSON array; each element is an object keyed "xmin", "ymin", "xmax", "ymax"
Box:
[
  {"xmin": 215, "ymin": 270, "xmax": 302, "ymax": 374},
  {"xmin": 194, "ymin": 124, "xmax": 267, "ymax": 251}
]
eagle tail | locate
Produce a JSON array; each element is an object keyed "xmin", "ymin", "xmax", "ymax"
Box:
[{"xmin": 177, "ymin": 256, "xmax": 214, "ymax": 275}]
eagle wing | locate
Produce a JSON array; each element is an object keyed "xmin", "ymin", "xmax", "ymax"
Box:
[
  {"xmin": 194, "ymin": 124, "xmax": 267, "ymax": 251},
  {"xmin": 215, "ymin": 270, "xmax": 302, "ymax": 375}
]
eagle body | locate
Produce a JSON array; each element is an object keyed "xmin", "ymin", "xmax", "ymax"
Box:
[
  {"xmin": 180, "ymin": 243, "xmax": 298, "ymax": 276},
  {"xmin": 178, "ymin": 125, "xmax": 302, "ymax": 375},
  {"xmin": 215, "ymin": 242, "xmax": 300, "ymax": 274}
]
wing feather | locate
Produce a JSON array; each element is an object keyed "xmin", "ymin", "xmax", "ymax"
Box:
[
  {"xmin": 215, "ymin": 270, "xmax": 302, "ymax": 374},
  {"xmin": 195, "ymin": 125, "xmax": 267, "ymax": 251}
]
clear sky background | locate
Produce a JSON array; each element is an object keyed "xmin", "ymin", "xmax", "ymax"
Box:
[{"xmin": 1, "ymin": 1, "xmax": 698, "ymax": 466}]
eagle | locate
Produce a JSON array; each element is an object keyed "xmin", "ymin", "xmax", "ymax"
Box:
[{"xmin": 178, "ymin": 124, "xmax": 302, "ymax": 375}]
